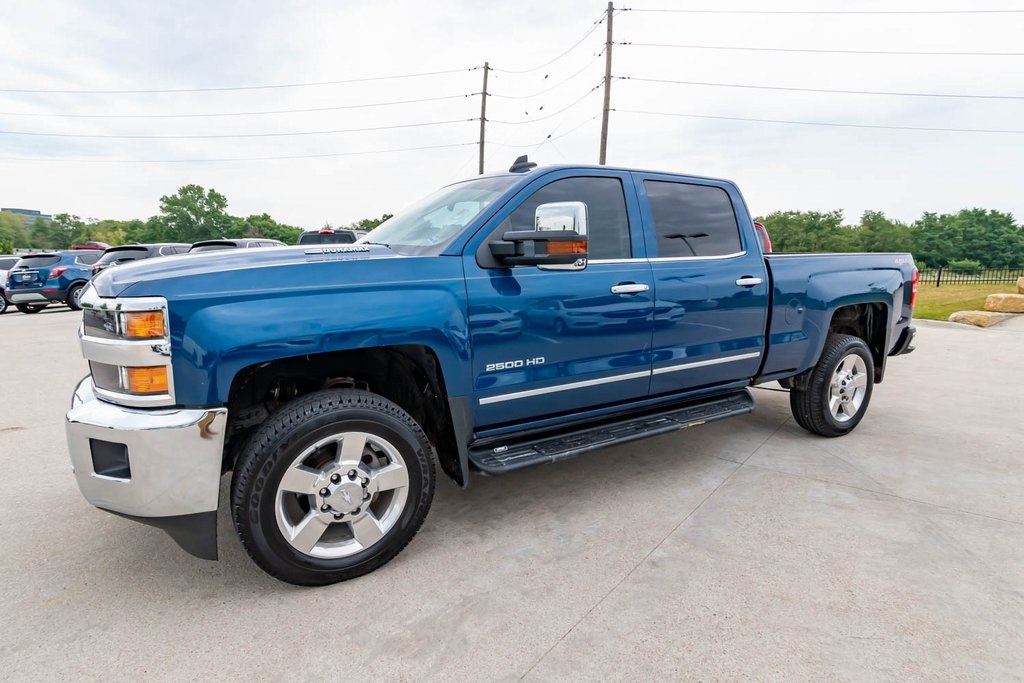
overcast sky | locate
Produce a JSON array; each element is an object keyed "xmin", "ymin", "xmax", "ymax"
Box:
[{"xmin": 1, "ymin": 0, "xmax": 1022, "ymax": 228}]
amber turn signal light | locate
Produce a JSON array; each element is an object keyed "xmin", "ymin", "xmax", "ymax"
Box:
[
  {"xmin": 124, "ymin": 366, "xmax": 169, "ymax": 394},
  {"xmin": 547, "ymin": 240, "xmax": 588, "ymax": 255},
  {"xmin": 123, "ymin": 311, "xmax": 165, "ymax": 339}
]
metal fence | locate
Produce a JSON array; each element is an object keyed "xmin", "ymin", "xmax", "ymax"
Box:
[{"xmin": 918, "ymin": 267, "xmax": 1024, "ymax": 287}]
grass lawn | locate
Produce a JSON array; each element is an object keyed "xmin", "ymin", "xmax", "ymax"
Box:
[{"xmin": 914, "ymin": 283, "xmax": 1018, "ymax": 321}]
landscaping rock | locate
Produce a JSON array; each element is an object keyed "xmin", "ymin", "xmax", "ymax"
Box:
[
  {"xmin": 1017, "ymin": 276, "xmax": 1024, "ymax": 294},
  {"xmin": 984, "ymin": 293, "xmax": 1024, "ymax": 313},
  {"xmin": 948, "ymin": 310, "xmax": 1014, "ymax": 327}
]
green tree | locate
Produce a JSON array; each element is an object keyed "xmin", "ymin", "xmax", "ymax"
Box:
[
  {"xmin": 229, "ymin": 213, "xmax": 303, "ymax": 244},
  {"xmin": 31, "ymin": 213, "xmax": 84, "ymax": 250},
  {"xmin": 0, "ymin": 211, "xmax": 32, "ymax": 251},
  {"xmin": 347, "ymin": 213, "xmax": 392, "ymax": 231},
  {"xmin": 158, "ymin": 185, "xmax": 231, "ymax": 243},
  {"xmin": 856, "ymin": 211, "xmax": 911, "ymax": 253},
  {"xmin": 756, "ymin": 210, "xmax": 850, "ymax": 252}
]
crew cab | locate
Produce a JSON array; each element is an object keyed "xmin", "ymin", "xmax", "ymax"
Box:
[
  {"xmin": 66, "ymin": 160, "xmax": 917, "ymax": 586},
  {"xmin": 5, "ymin": 250, "xmax": 100, "ymax": 312}
]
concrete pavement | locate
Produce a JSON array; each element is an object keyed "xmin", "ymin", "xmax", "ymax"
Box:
[{"xmin": 0, "ymin": 308, "xmax": 1021, "ymax": 680}]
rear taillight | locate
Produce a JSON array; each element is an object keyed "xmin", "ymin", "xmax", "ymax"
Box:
[
  {"xmin": 753, "ymin": 222, "xmax": 772, "ymax": 253},
  {"xmin": 47, "ymin": 266, "xmax": 69, "ymax": 279},
  {"xmin": 910, "ymin": 268, "xmax": 919, "ymax": 310}
]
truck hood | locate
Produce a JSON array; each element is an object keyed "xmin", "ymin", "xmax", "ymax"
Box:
[{"xmin": 90, "ymin": 244, "xmax": 405, "ymax": 298}]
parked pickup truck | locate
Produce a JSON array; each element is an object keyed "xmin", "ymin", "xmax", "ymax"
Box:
[{"xmin": 67, "ymin": 159, "xmax": 917, "ymax": 585}]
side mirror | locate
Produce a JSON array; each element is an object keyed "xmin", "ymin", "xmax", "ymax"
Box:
[{"xmin": 488, "ymin": 201, "xmax": 588, "ymax": 270}]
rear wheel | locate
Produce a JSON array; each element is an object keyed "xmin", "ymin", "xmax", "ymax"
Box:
[
  {"xmin": 231, "ymin": 389, "xmax": 435, "ymax": 586},
  {"xmin": 66, "ymin": 283, "xmax": 85, "ymax": 311},
  {"xmin": 16, "ymin": 303, "xmax": 46, "ymax": 314},
  {"xmin": 790, "ymin": 333, "xmax": 874, "ymax": 437},
  {"xmin": 0, "ymin": 295, "xmax": 7, "ymax": 314}
]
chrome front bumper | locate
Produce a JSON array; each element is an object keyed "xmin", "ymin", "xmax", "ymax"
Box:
[{"xmin": 65, "ymin": 377, "xmax": 228, "ymax": 559}]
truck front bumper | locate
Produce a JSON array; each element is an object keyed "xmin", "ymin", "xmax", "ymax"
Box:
[{"xmin": 65, "ymin": 376, "xmax": 228, "ymax": 560}]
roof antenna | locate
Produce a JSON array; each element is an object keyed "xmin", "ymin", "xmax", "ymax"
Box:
[{"xmin": 509, "ymin": 155, "xmax": 537, "ymax": 173}]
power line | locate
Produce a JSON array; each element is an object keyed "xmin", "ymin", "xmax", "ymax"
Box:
[
  {"xmin": 490, "ymin": 12, "xmax": 606, "ymax": 74},
  {"xmin": 0, "ymin": 118, "xmax": 474, "ymax": 139},
  {"xmin": 0, "ymin": 68, "xmax": 480, "ymax": 95},
  {"xmin": 490, "ymin": 114, "xmax": 601, "ymax": 149},
  {"xmin": 615, "ymin": 108, "xmax": 1024, "ymax": 134},
  {"xmin": 619, "ymin": 76, "xmax": 1024, "ymax": 101},
  {"xmin": 0, "ymin": 94, "xmax": 477, "ymax": 119},
  {"xmin": 618, "ymin": 41, "xmax": 1024, "ymax": 57},
  {"xmin": 489, "ymin": 52, "xmax": 604, "ymax": 100},
  {"xmin": 487, "ymin": 84, "xmax": 602, "ymax": 124},
  {"xmin": 622, "ymin": 7, "xmax": 1024, "ymax": 14},
  {"xmin": 0, "ymin": 141, "xmax": 477, "ymax": 164}
]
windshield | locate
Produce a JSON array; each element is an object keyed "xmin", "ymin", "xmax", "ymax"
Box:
[{"xmin": 359, "ymin": 175, "xmax": 518, "ymax": 255}]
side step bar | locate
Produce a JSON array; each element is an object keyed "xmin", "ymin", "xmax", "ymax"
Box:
[{"xmin": 468, "ymin": 390, "xmax": 755, "ymax": 475}]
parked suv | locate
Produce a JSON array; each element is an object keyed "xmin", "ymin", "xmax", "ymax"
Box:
[
  {"xmin": 92, "ymin": 243, "xmax": 190, "ymax": 276},
  {"xmin": 0, "ymin": 255, "xmax": 19, "ymax": 314},
  {"xmin": 297, "ymin": 229, "xmax": 366, "ymax": 245},
  {"xmin": 3, "ymin": 251, "xmax": 100, "ymax": 312},
  {"xmin": 188, "ymin": 238, "xmax": 285, "ymax": 253}
]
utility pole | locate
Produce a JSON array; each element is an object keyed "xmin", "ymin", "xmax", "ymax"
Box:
[
  {"xmin": 598, "ymin": 2, "xmax": 614, "ymax": 165},
  {"xmin": 478, "ymin": 62, "xmax": 489, "ymax": 174}
]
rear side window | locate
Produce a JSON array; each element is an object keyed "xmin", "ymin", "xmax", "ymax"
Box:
[
  {"xmin": 75, "ymin": 252, "xmax": 100, "ymax": 265},
  {"xmin": 644, "ymin": 181, "xmax": 742, "ymax": 258},
  {"xmin": 97, "ymin": 248, "xmax": 147, "ymax": 265},
  {"xmin": 0, "ymin": 257, "xmax": 18, "ymax": 269},
  {"xmin": 507, "ymin": 176, "xmax": 631, "ymax": 260},
  {"xmin": 15, "ymin": 255, "xmax": 60, "ymax": 268}
]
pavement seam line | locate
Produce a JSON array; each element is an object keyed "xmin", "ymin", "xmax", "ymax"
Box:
[{"xmin": 517, "ymin": 459, "xmax": 743, "ymax": 681}]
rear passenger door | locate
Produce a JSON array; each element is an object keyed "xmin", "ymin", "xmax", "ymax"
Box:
[{"xmin": 635, "ymin": 174, "xmax": 768, "ymax": 396}]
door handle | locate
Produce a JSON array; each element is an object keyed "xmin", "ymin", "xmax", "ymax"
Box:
[
  {"xmin": 735, "ymin": 277, "xmax": 763, "ymax": 287},
  {"xmin": 610, "ymin": 283, "xmax": 650, "ymax": 295}
]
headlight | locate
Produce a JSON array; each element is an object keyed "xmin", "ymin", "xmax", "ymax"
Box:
[{"xmin": 78, "ymin": 288, "xmax": 175, "ymax": 407}]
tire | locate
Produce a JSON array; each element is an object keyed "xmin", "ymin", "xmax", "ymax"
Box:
[
  {"xmin": 0, "ymin": 295, "xmax": 7, "ymax": 315},
  {"xmin": 16, "ymin": 303, "xmax": 46, "ymax": 314},
  {"xmin": 66, "ymin": 283, "xmax": 85, "ymax": 311},
  {"xmin": 790, "ymin": 333, "xmax": 874, "ymax": 438},
  {"xmin": 231, "ymin": 389, "xmax": 435, "ymax": 586}
]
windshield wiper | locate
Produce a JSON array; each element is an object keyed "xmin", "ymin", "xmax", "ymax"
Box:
[{"xmin": 360, "ymin": 241, "xmax": 390, "ymax": 248}]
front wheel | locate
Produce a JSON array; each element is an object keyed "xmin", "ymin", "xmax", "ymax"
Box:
[
  {"xmin": 16, "ymin": 303, "xmax": 47, "ymax": 314},
  {"xmin": 231, "ymin": 389, "xmax": 435, "ymax": 586},
  {"xmin": 790, "ymin": 333, "xmax": 874, "ymax": 438}
]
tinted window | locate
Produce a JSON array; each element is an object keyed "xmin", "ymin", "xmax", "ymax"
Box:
[
  {"xmin": 97, "ymin": 248, "xmax": 148, "ymax": 265},
  {"xmin": 15, "ymin": 255, "xmax": 60, "ymax": 268},
  {"xmin": 0, "ymin": 257, "xmax": 18, "ymax": 270},
  {"xmin": 75, "ymin": 252, "xmax": 101, "ymax": 265},
  {"xmin": 644, "ymin": 181, "xmax": 741, "ymax": 258},
  {"xmin": 507, "ymin": 177, "xmax": 631, "ymax": 260},
  {"xmin": 189, "ymin": 243, "xmax": 235, "ymax": 253}
]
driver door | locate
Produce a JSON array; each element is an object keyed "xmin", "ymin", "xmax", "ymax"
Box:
[{"xmin": 464, "ymin": 171, "xmax": 655, "ymax": 429}]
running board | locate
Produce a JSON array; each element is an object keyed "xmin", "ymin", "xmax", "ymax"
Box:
[{"xmin": 468, "ymin": 390, "xmax": 755, "ymax": 474}]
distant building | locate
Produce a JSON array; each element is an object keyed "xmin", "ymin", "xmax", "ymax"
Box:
[{"xmin": 2, "ymin": 208, "xmax": 52, "ymax": 223}]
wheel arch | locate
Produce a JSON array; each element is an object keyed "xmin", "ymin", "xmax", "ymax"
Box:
[{"xmin": 224, "ymin": 344, "xmax": 470, "ymax": 487}]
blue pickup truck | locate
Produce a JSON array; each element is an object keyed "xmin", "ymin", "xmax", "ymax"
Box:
[{"xmin": 66, "ymin": 160, "xmax": 917, "ymax": 585}]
